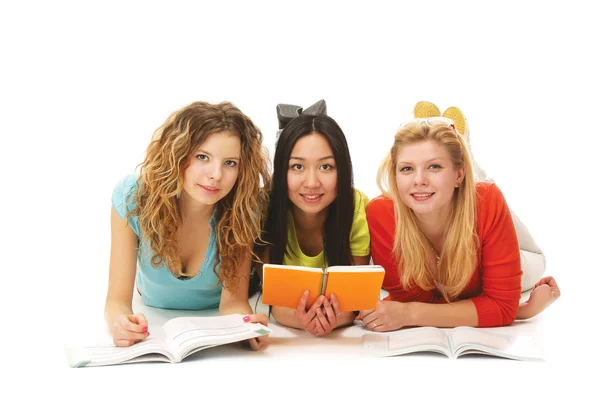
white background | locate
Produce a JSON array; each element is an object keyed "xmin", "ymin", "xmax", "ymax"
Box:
[{"xmin": 1, "ymin": 0, "xmax": 598, "ymax": 398}]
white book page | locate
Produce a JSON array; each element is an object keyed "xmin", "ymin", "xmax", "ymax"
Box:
[
  {"xmin": 65, "ymin": 336, "xmax": 172, "ymax": 367},
  {"xmin": 327, "ymin": 265, "xmax": 384, "ymax": 273},
  {"xmin": 362, "ymin": 327, "xmax": 451, "ymax": 357},
  {"xmin": 450, "ymin": 327, "xmax": 544, "ymax": 361},
  {"xmin": 263, "ymin": 264, "xmax": 323, "ymax": 273},
  {"xmin": 162, "ymin": 314, "xmax": 270, "ymax": 361}
]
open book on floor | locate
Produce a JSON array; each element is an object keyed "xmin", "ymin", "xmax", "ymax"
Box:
[
  {"xmin": 65, "ymin": 314, "xmax": 271, "ymax": 367},
  {"xmin": 262, "ymin": 263, "xmax": 385, "ymax": 312},
  {"xmin": 361, "ymin": 326, "xmax": 544, "ymax": 361}
]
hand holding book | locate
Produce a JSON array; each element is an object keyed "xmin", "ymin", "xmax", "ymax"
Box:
[
  {"xmin": 65, "ymin": 313, "xmax": 272, "ymax": 367},
  {"xmin": 243, "ymin": 313, "xmax": 270, "ymax": 351},
  {"xmin": 293, "ymin": 290, "xmax": 347, "ymax": 336},
  {"xmin": 107, "ymin": 312, "xmax": 150, "ymax": 347},
  {"xmin": 262, "ymin": 264, "xmax": 385, "ymax": 312}
]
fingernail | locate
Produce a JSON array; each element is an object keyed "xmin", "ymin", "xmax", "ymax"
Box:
[
  {"xmin": 146, "ymin": 331, "xmax": 150, "ymax": 336},
  {"xmin": 243, "ymin": 316, "xmax": 251, "ymax": 322},
  {"xmin": 142, "ymin": 327, "xmax": 148, "ymax": 333}
]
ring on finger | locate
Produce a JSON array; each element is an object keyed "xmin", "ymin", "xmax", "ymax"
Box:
[{"xmin": 372, "ymin": 322, "xmax": 378, "ymax": 328}]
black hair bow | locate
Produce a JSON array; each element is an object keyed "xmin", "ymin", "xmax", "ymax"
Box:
[{"xmin": 276, "ymin": 99, "xmax": 328, "ymax": 131}]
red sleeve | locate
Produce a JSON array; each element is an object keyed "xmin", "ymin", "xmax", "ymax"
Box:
[
  {"xmin": 366, "ymin": 196, "xmax": 434, "ymax": 303},
  {"xmin": 471, "ymin": 183, "xmax": 523, "ymax": 327}
]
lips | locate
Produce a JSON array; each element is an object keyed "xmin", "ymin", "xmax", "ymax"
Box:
[
  {"xmin": 411, "ymin": 192, "xmax": 434, "ymax": 201},
  {"xmin": 199, "ymin": 184, "xmax": 220, "ymax": 194},
  {"xmin": 301, "ymin": 194, "xmax": 323, "ymax": 200},
  {"xmin": 300, "ymin": 193, "xmax": 324, "ymax": 203}
]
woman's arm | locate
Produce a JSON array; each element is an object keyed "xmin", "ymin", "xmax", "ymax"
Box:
[
  {"xmin": 219, "ymin": 253, "xmax": 255, "ymax": 316},
  {"xmin": 359, "ymin": 298, "xmax": 479, "ymax": 331},
  {"xmin": 219, "ymin": 253, "xmax": 269, "ymax": 351},
  {"xmin": 351, "ymin": 255, "xmax": 371, "ymax": 266},
  {"xmin": 105, "ymin": 207, "xmax": 149, "ymax": 346},
  {"xmin": 406, "ymin": 299, "xmax": 478, "ymax": 327},
  {"xmin": 517, "ymin": 276, "xmax": 561, "ymax": 319}
]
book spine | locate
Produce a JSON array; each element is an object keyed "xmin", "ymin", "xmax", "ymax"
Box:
[{"xmin": 320, "ymin": 271, "xmax": 328, "ymax": 296}]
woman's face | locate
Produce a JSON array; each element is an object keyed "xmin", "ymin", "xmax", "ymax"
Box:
[
  {"xmin": 287, "ymin": 133, "xmax": 338, "ymax": 216},
  {"xmin": 182, "ymin": 131, "xmax": 241, "ymax": 206},
  {"xmin": 394, "ymin": 139, "xmax": 464, "ymax": 219}
]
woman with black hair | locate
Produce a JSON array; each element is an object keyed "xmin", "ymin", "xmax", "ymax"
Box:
[{"xmin": 257, "ymin": 101, "xmax": 371, "ymax": 336}]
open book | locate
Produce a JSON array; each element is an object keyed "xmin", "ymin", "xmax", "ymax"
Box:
[
  {"xmin": 262, "ymin": 263, "xmax": 385, "ymax": 312},
  {"xmin": 361, "ymin": 326, "xmax": 544, "ymax": 361},
  {"xmin": 65, "ymin": 314, "xmax": 271, "ymax": 367}
]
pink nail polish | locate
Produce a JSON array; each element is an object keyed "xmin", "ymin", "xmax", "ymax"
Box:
[
  {"xmin": 142, "ymin": 327, "xmax": 148, "ymax": 333},
  {"xmin": 243, "ymin": 316, "xmax": 251, "ymax": 322}
]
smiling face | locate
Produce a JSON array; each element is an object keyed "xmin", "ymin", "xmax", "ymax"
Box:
[
  {"xmin": 181, "ymin": 130, "xmax": 241, "ymax": 206},
  {"xmin": 287, "ymin": 133, "xmax": 338, "ymax": 216},
  {"xmin": 395, "ymin": 139, "xmax": 464, "ymax": 219}
]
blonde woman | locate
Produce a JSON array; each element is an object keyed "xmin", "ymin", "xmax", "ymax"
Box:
[
  {"xmin": 414, "ymin": 101, "xmax": 546, "ymax": 292},
  {"xmin": 359, "ymin": 117, "xmax": 559, "ymax": 331},
  {"xmin": 105, "ymin": 101, "xmax": 271, "ymax": 349}
]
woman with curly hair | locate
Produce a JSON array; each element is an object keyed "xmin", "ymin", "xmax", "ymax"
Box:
[{"xmin": 105, "ymin": 101, "xmax": 271, "ymax": 350}]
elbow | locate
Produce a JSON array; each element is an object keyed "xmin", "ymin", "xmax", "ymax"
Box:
[
  {"xmin": 494, "ymin": 299, "xmax": 520, "ymax": 327},
  {"xmin": 503, "ymin": 299, "xmax": 520, "ymax": 326},
  {"xmin": 270, "ymin": 306, "xmax": 283, "ymax": 324},
  {"xmin": 474, "ymin": 296, "xmax": 520, "ymax": 327}
]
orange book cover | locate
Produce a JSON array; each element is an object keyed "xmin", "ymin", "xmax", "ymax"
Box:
[
  {"xmin": 262, "ymin": 264, "xmax": 324, "ymax": 309},
  {"xmin": 324, "ymin": 266, "xmax": 385, "ymax": 312},
  {"xmin": 262, "ymin": 264, "xmax": 385, "ymax": 312}
]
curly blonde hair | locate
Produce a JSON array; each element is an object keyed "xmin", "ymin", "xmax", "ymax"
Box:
[
  {"xmin": 377, "ymin": 119, "xmax": 479, "ymax": 302},
  {"xmin": 127, "ymin": 101, "xmax": 271, "ymax": 291}
]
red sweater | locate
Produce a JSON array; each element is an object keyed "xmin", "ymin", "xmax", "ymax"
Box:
[{"xmin": 366, "ymin": 182, "xmax": 522, "ymax": 327}]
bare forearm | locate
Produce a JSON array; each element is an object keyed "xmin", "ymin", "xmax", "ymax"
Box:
[
  {"xmin": 271, "ymin": 306, "xmax": 304, "ymax": 329},
  {"xmin": 272, "ymin": 306, "xmax": 355, "ymax": 330},
  {"xmin": 407, "ymin": 300, "xmax": 479, "ymax": 328},
  {"xmin": 104, "ymin": 299, "xmax": 133, "ymax": 323},
  {"xmin": 336, "ymin": 312, "xmax": 357, "ymax": 328},
  {"xmin": 219, "ymin": 300, "xmax": 253, "ymax": 317},
  {"xmin": 516, "ymin": 303, "xmax": 534, "ymax": 320}
]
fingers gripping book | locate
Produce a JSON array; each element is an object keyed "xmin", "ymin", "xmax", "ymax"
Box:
[
  {"xmin": 361, "ymin": 326, "xmax": 544, "ymax": 361},
  {"xmin": 262, "ymin": 264, "xmax": 385, "ymax": 312},
  {"xmin": 65, "ymin": 314, "xmax": 271, "ymax": 367}
]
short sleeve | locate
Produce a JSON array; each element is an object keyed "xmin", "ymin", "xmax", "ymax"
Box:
[
  {"xmin": 111, "ymin": 174, "xmax": 141, "ymax": 236},
  {"xmin": 350, "ymin": 189, "xmax": 371, "ymax": 257}
]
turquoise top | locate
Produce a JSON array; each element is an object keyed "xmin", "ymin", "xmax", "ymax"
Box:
[{"xmin": 111, "ymin": 175, "xmax": 222, "ymax": 310}]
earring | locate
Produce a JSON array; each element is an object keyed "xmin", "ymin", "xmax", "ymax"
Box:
[{"xmin": 176, "ymin": 192, "xmax": 181, "ymax": 199}]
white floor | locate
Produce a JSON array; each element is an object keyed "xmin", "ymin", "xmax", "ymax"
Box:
[
  {"xmin": 47, "ymin": 286, "xmax": 582, "ymax": 400},
  {"xmin": 5, "ymin": 2, "xmax": 599, "ymax": 398}
]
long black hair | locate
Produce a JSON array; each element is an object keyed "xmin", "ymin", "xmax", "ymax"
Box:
[{"xmin": 261, "ymin": 113, "xmax": 355, "ymax": 267}]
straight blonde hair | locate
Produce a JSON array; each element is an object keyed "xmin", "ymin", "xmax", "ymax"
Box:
[{"xmin": 377, "ymin": 119, "xmax": 478, "ymax": 301}]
